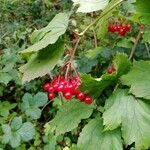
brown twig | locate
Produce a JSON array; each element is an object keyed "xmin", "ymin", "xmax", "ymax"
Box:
[
  {"xmin": 129, "ymin": 26, "xmax": 144, "ymax": 60},
  {"xmin": 70, "ymin": 37, "xmax": 81, "ymax": 61},
  {"xmin": 93, "ymin": 29, "xmax": 98, "ymax": 48}
]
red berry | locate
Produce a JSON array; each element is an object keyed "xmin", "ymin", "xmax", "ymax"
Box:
[
  {"xmin": 84, "ymin": 96, "xmax": 92, "ymax": 105},
  {"xmin": 64, "ymin": 92, "xmax": 73, "ymax": 100},
  {"xmin": 48, "ymin": 93, "xmax": 55, "ymax": 100},
  {"xmin": 119, "ymin": 28, "xmax": 126, "ymax": 36},
  {"xmin": 77, "ymin": 92, "xmax": 85, "ymax": 101},
  {"xmin": 108, "ymin": 24, "xmax": 115, "ymax": 32},
  {"xmin": 43, "ymin": 83, "xmax": 51, "ymax": 91},
  {"xmin": 107, "ymin": 68, "xmax": 113, "ymax": 74},
  {"xmin": 47, "ymin": 85, "xmax": 54, "ymax": 93},
  {"xmin": 53, "ymin": 83, "xmax": 59, "ymax": 91},
  {"xmin": 115, "ymin": 24, "xmax": 122, "ymax": 32},
  {"xmin": 125, "ymin": 24, "xmax": 131, "ymax": 32},
  {"xmin": 67, "ymin": 83, "xmax": 75, "ymax": 93},
  {"xmin": 74, "ymin": 89, "xmax": 81, "ymax": 95},
  {"xmin": 58, "ymin": 84, "xmax": 64, "ymax": 92},
  {"xmin": 113, "ymin": 25, "xmax": 118, "ymax": 32}
]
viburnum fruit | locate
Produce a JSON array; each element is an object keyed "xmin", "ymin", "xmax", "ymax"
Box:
[
  {"xmin": 43, "ymin": 74, "xmax": 93, "ymax": 105},
  {"xmin": 77, "ymin": 92, "xmax": 85, "ymax": 101},
  {"xmin": 107, "ymin": 68, "xmax": 113, "ymax": 74},
  {"xmin": 43, "ymin": 83, "xmax": 51, "ymax": 91},
  {"xmin": 42, "ymin": 61, "xmax": 93, "ymax": 105},
  {"xmin": 84, "ymin": 96, "xmax": 93, "ymax": 105},
  {"xmin": 48, "ymin": 93, "xmax": 55, "ymax": 100},
  {"xmin": 108, "ymin": 22, "xmax": 131, "ymax": 36},
  {"xmin": 64, "ymin": 92, "xmax": 73, "ymax": 100},
  {"xmin": 107, "ymin": 65, "xmax": 116, "ymax": 74}
]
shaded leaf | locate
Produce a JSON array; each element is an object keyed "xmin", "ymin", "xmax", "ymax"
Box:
[
  {"xmin": 80, "ymin": 53, "xmax": 130, "ymax": 98},
  {"xmin": 19, "ymin": 40, "xmax": 64, "ymax": 83}
]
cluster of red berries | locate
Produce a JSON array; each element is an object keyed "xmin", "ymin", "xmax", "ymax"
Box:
[
  {"xmin": 43, "ymin": 75, "xmax": 93, "ymax": 105},
  {"xmin": 108, "ymin": 23, "xmax": 131, "ymax": 36},
  {"xmin": 107, "ymin": 65, "xmax": 116, "ymax": 74}
]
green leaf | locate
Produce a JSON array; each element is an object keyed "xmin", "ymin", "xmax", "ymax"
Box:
[
  {"xmin": 80, "ymin": 73, "xmax": 117, "ymax": 98},
  {"xmin": 122, "ymin": 0, "xmax": 136, "ymax": 13},
  {"xmin": 135, "ymin": 0, "xmax": 150, "ymax": 24},
  {"xmin": 2, "ymin": 117, "xmax": 35, "ymax": 148},
  {"xmin": 76, "ymin": 56, "xmax": 98, "ymax": 73},
  {"xmin": 103, "ymin": 89, "xmax": 150, "ymax": 149},
  {"xmin": 49, "ymin": 99, "xmax": 93, "ymax": 135},
  {"xmin": 2, "ymin": 124, "xmax": 12, "ymax": 144},
  {"xmin": 0, "ymin": 72, "xmax": 12, "ymax": 85},
  {"xmin": 84, "ymin": 47, "xmax": 103, "ymax": 59},
  {"xmin": 11, "ymin": 117, "xmax": 22, "ymax": 131},
  {"xmin": 19, "ymin": 40, "xmax": 64, "ymax": 83},
  {"xmin": 21, "ymin": 92, "xmax": 48, "ymax": 119},
  {"xmin": 25, "ymin": 107, "xmax": 41, "ymax": 120},
  {"xmin": 121, "ymin": 60, "xmax": 150, "ymax": 99},
  {"xmin": 18, "ymin": 122, "xmax": 35, "ymax": 142},
  {"xmin": 33, "ymin": 92, "xmax": 48, "ymax": 107},
  {"xmin": 80, "ymin": 53, "xmax": 130, "ymax": 98},
  {"xmin": 10, "ymin": 132, "xmax": 21, "ymax": 148},
  {"xmin": 113, "ymin": 53, "xmax": 131, "ymax": 77},
  {"xmin": 77, "ymin": 117, "xmax": 123, "ymax": 150},
  {"xmin": 72, "ymin": 0, "xmax": 109, "ymax": 13},
  {"xmin": 44, "ymin": 134, "xmax": 57, "ymax": 150},
  {"xmin": 142, "ymin": 26, "xmax": 150, "ymax": 43},
  {"xmin": 117, "ymin": 38, "xmax": 133, "ymax": 48},
  {"xmin": 0, "ymin": 101, "xmax": 16, "ymax": 117},
  {"xmin": 19, "ymin": 13, "xmax": 69, "ymax": 54}
]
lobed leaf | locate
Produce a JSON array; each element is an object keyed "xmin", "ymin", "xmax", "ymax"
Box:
[
  {"xmin": 19, "ymin": 40, "xmax": 64, "ymax": 83},
  {"xmin": 79, "ymin": 53, "xmax": 131, "ymax": 98},
  {"xmin": 77, "ymin": 117, "xmax": 123, "ymax": 150},
  {"xmin": 121, "ymin": 60, "xmax": 150, "ymax": 99},
  {"xmin": 103, "ymin": 89, "xmax": 150, "ymax": 149},
  {"xmin": 49, "ymin": 99, "xmax": 93, "ymax": 135}
]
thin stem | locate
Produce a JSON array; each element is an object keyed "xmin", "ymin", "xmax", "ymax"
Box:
[
  {"xmin": 58, "ymin": 92, "xmax": 64, "ymax": 105},
  {"xmin": 93, "ymin": 29, "xmax": 98, "ymax": 48},
  {"xmin": 129, "ymin": 26, "xmax": 144, "ymax": 60},
  {"xmin": 70, "ymin": 37, "xmax": 81, "ymax": 62},
  {"xmin": 65, "ymin": 62, "xmax": 71, "ymax": 79},
  {"xmin": 41, "ymin": 100, "xmax": 52, "ymax": 112},
  {"xmin": 145, "ymin": 43, "xmax": 150, "ymax": 58},
  {"xmin": 71, "ymin": 62, "xmax": 80, "ymax": 78},
  {"xmin": 79, "ymin": 0, "xmax": 125, "ymax": 36}
]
